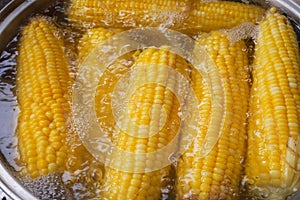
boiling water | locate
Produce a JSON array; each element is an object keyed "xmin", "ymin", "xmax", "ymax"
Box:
[
  {"xmin": 0, "ymin": 35, "xmax": 20, "ymax": 171},
  {"xmin": 1, "ymin": 0, "xmax": 300, "ymax": 199}
]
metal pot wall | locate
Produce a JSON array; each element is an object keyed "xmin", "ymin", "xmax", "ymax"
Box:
[{"xmin": 0, "ymin": 0, "xmax": 300, "ymax": 199}]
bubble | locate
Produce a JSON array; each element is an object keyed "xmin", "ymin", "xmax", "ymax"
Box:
[
  {"xmin": 222, "ymin": 22, "xmax": 259, "ymax": 44},
  {"xmin": 21, "ymin": 173, "xmax": 72, "ymax": 200}
]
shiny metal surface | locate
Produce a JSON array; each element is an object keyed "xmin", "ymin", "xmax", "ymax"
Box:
[
  {"xmin": 0, "ymin": 164, "xmax": 34, "ymax": 200},
  {"xmin": 0, "ymin": 0, "xmax": 53, "ymax": 52},
  {"xmin": 0, "ymin": 0, "xmax": 300, "ymax": 199},
  {"xmin": 0, "ymin": 188, "xmax": 12, "ymax": 200},
  {"xmin": 257, "ymin": 0, "xmax": 300, "ymax": 24}
]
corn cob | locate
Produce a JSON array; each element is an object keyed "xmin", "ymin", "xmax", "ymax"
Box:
[
  {"xmin": 176, "ymin": 31, "xmax": 249, "ymax": 199},
  {"xmin": 245, "ymin": 8, "xmax": 300, "ymax": 198},
  {"xmin": 78, "ymin": 27, "xmax": 121, "ymax": 65},
  {"xmin": 78, "ymin": 28, "xmax": 117, "ymax": 143},
  {"xmin": 68, "ymin": 0, "xmax": 188, "ymax": 29},
  {"xmin": 16, "ymin": 17, "xmax": 97, "ymax": 181},
  {"xmin": 17, "ymin": 17, "xmax": 73, "ymax": 178},
  {"xmin": 100, "ymin": 46, "xmax": 190, "ymax": 199},
  {"xmin": 187, "ymin": 1, "xmax": 264, "ymax": 32},
  {"xmin": 67, "ymin": 0, "xmax": 264, "ymax": 34},
  {"xmin": 78, "ymin": 27, "xmax": 139, "ymax": 142}
]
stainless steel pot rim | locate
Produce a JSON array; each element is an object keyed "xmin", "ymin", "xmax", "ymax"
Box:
[
  {"xmin": 0, "ymin": 0, "xmax": 300, "ymax": 199},
  {"xmin": 0, "ymin": 0, "xmax": 54, "ymax": 53},
  {"xmin": 0, "ymin": 162, "xmax": 36, "ymax": 200},
  {"xmin": 268, "ymin": 0, "xmax": 300, "ymax": 24}
]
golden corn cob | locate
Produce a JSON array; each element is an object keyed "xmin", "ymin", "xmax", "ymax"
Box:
[
  {"xmin": 78, "ymin": 27, "xmax": 139, "ymax": 142},
  {"xmin": 176, "ymin": 31, "xmax": 249, "ymax": 199},
  {"xmin": 16, "ymin": 17, "xmax": 97, "ymax": 180},
  {"xmin": 245, "ymin": 8, "xmax": 300, "ymax": 198},
  {"xmin": 187, "ymin": 1, "xmax": 264, "ymax": 32},
  {"xmin": 78, "ymin": 27, "xmax": 117, "ymax": 64},
  {"xmin": 100, "ymin": 46, "xmax": 190, "ymax": 199},
  {"xmin": 67, "ymin": 0, "xmax": 264, "ymax": 34},
  {"xmin": 17, "ymin": 17, "xmax": 73, "ymax": 178},
  {"xmin": 78, "ymin": 27, "xmax": 117, "ymax": 142},
  {"xmin": 68, "ymin": 0, "xmax": 188, "ymax": 29}
]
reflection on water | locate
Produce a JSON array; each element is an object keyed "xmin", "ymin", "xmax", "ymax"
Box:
[{"xmin": 0, "ymin": 35, "xmax": 20, "ymax": 171}]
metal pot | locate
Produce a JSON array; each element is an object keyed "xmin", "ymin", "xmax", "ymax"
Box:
[{"xmin": 0, "ymin": 0, "xmax": 300, "ymax": 199}]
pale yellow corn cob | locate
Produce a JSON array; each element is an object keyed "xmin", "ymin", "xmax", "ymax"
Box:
[
  {"xmin": 245, "ymin": 8, "xmax": 300, "ymax": 198},
  {"xmin": 67, "ymin": 0, "xmax": 264, "ymax": 34},
  {"xmin": 176, "ymin": 31, "xmax": 249, "ymax": 199},
  {"xmin": 100, "ymin": 46, "xmax": 190, "ymax": 199}
]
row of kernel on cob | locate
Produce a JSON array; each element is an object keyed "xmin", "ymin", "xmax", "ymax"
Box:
[{"xmin": 14, "ymin": 0, "xmax": 300, "ymax": 199}]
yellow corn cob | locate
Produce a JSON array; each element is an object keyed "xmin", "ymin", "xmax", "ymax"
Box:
[
  {"xmin": 245, "ymin": 8, "xmax": 300, "ymax": 198},
  {"xmin": 176, "ymin": 31, "xmax": 249, "ymax": 199},
  {"xmin": 100, "ymin": 46, "xmax": 190, "ymax": 199},
  {"xmin": 78, "ymin": 27, "xmax": 139, "ymax": 141},
  {"xmin": 78, "ymin": 27, "xmax": 120, "ymax": 64},
  {"xmin": 68, "ymin": 0, "xmax": 188, "ymax": 29},
  {"xmin": 187, "ymin": 1, "xmax": 264, "ymax": 32},
  {"xmin": 16, "ymin": 17, "xmax": 97, "ymax": 181},
  {"xmin": 17, "ymin": 17, "xmax": 73, "ymax": 178},
  {"xmin": 67, "ymin": 0, "xmax": 264, "ymax": 34},
  {"xmin": 78, "ymin": 27, "xmax": 117, "ymax": 142}
]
